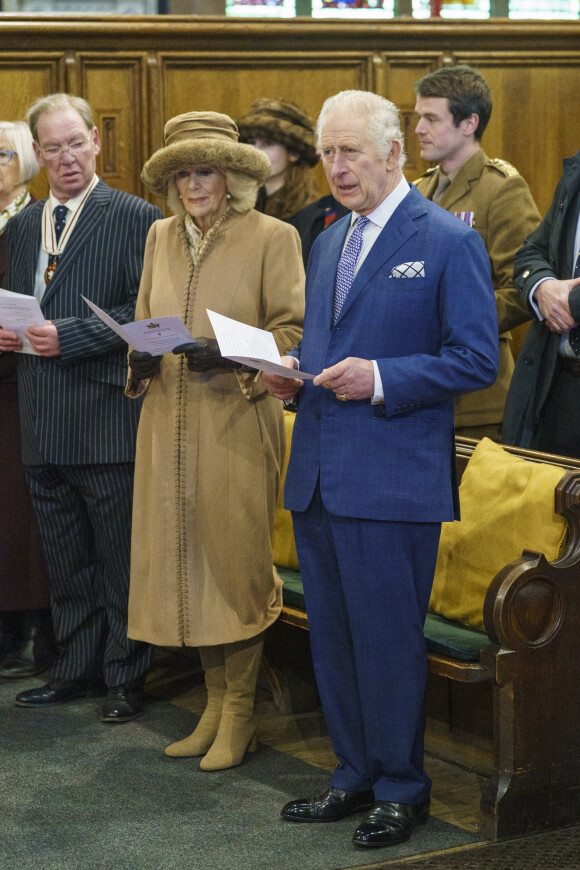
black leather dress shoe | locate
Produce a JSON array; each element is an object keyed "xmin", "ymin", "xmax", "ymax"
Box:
[
  {"xmin": 0, "ymin": 655, "xmax": 46, "ymax": 679},
  {"xmin": 14, "ymin": 681, "xmax": 89, "ymax": 707},
  {"xmin": 101, "ymin": 686, "xmax": 143, "ymax": 723},
  {"xmin": 352, "ymin": 800, "xmax": 430, "ymax": 848},
  {"xmin": 281, "ymin": 787, "xmax": 375, "ymax": 823}
]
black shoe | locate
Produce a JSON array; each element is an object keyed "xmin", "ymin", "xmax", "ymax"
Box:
[
  {"xmin": 101, "ymin": 686, "xmax": 143, "ymax": 723},
  {"xmin": 0, "ymin": 610, "xmax": 25, "ymax": 660},
  {"xmin": 0, "ymin": 610, "xmax": 56, "ymax": 679},
  {"xmin": 352, "ymin": 800, "xmax": 430, "ymax": 848},
  {"xmin": 14, "ymin": 680, "xmax": 89, "ymax": 708},
  {"xmin": 0, "ymin": 654, "xmax": 46, "ymax": 680},
  {"xmin": 281, "ymin": 787, "xmax": 375, "ymax": 823}
]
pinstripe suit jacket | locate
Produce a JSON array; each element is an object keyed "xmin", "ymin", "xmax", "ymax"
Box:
[{"xmin": 5, "ymin": 180, "xmax": 162, "ymax": 465}]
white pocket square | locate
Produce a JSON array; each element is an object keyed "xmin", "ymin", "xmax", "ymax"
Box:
[{"xmin": 389, "ymin": 261, "xmax": 425, "ymax": 278}]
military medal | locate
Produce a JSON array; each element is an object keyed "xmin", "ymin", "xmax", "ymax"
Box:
[{"xmin": 452, "ymin": 211, "xmax": 475, "ymax": 228}]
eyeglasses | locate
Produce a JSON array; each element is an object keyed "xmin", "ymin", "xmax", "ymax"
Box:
[
  {"xmin": 38, "ymin": 136, "xmax": 93, "ymax": 161},
  {"xmin": 0, "ymin": 149, "xmax": 17, "ymax": 165}
]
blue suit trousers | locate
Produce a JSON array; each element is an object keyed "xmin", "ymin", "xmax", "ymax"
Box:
[{"xmin": 292, "ymin": 484, "xmax": 441, "ymax": 804}]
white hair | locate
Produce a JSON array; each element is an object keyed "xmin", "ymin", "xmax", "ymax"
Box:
[
  {"xmin": 0, "ymin": 121, "xmax": 40, "ymax": 184},
  {"xmin": 316, "ymin": 90, "xmax": 406, "ymax": 170}
]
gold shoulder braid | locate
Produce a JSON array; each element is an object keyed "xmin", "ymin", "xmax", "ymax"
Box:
[
  {"xmin": 488, "ymin": 158, "xmax": 520, "ymax": 178},
  {"xmin": 412, "ymin": 166, "xmax": 438, "ymax": 184}
]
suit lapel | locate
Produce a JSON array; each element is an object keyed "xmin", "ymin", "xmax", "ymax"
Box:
[
  {"xmin": 419, "ymin": 171, "xmax": 439, "ymax": 201},
  {"xmin": 25, "ymin": 204, "xmax": 44, "ymax": 294},
  {"xmin": 439, "ymin": 149, "xmax": 486, "ymax": 212},
  {"xmin": 315, "ymin": 215, "xmax": 350, "ymax": 329},
  {"xmin": 562, "ymin": 154, "xmax": 580, "ymax": 272},
  {"xmin": 334, "ymin": 188, "xmax": 426, "ymax": 325},
  {"xmin": 41, "ymin": 180, "xmax": 111, "ymax": 308}
]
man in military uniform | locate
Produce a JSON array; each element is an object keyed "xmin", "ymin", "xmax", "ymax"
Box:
[{"xmin": 413, "ymin": 65, "xmax": 540, "ymax": 440}]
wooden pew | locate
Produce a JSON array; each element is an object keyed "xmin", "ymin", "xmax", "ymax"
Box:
[{"xmin": 272, "ymin": 437, "xmax": 580, "ymax": 840}]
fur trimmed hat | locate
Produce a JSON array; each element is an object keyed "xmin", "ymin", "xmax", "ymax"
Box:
[
  {"xmin": 141, "ymin": 111, "xmax": 271, "ymax": 195},
  {"xmin": 237, "ymin": 99, "xmax": 319, "ymax": 168}
]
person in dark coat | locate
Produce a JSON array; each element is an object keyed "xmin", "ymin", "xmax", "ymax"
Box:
[
  {"xmin": 288, "ymin": 193, "xmax": 350, "ymax": 267},
  {"xmin": 502, "ymin": 149, "xmax": 580, "ymax": 458},
  {"xmin": 0, "ymin": 120, "xmax": 56, "ymax": 679},
  {"xmin": 238, "ymin": 98, "xmax": 351, "ymax": 267}
]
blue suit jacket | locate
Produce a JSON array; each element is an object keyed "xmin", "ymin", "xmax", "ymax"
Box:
[
  {"xmin": 284, "ymin": 184, "xmax": 499, "ymax": 523},
  {"xmin": 5, "ymin": 180, "xmax": 162, "ymax": 465}
]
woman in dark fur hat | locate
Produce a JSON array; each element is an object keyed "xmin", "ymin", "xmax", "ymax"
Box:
[
  {"xmin": 238, "ymin": 99, "xmax": 349, "ymax": 265},
  {"xmin": 237, "ymin": 98, "xmax": 320, "ymax": 221}
]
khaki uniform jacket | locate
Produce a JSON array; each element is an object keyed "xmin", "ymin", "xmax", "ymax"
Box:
[
  {"xmin": 126, "ymin": 209, "xmax": 304, "ymax": 647},
  {"xmin": 414, "ymin": 148, "xmax": 540, "ymax": 428}
]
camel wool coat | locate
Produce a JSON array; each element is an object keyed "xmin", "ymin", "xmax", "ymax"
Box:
[{"xmin": 127, "ymin": 208, "xmax": 304, "ymax": 647}]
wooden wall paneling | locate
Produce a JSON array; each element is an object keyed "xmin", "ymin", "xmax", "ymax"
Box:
[
  {"xmin": 156, "ymin": 51, "xmax": 377, "ymax": 199},
  {"xmin": 381, "ymin": 53, "xmax": 443, "ymax": 181},
  {"xmin": 0, "ymin": 19, "xmax": 578, "ymax": 211},
  {"xmin": 0, "ymin": 53, "xmax": 64, "ymax": 201},
  {"xmin": 77, "ymin": 53, "xmax": 150, "ymax": 198},
  {"xmin": 0, "ymin": 54, "xmax": 62, "ymax": 122}
]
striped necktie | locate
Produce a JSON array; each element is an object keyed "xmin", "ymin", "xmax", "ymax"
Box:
[{"xmin": 333, "ymin": 215, "xmax": 369, "ymax": 325}]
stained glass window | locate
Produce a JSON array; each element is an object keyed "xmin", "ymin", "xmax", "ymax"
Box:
[
  {"xmin": 225, "ymin": 0, "xmax": 296, "ymax": 16},
  {"xmin": 509, "ymin": 0, "xmax": 579, "ymax": 17},
  {"xmin": 2, "ymin": 0, "xmax": 158, "ymax": 10},
  {"xmin": 312, "ymin": 0, "xmax": 394, "ymax": 18},
  {"xmin": 413, "ymin": 0, "xmax": 490, "ymax": 17}
]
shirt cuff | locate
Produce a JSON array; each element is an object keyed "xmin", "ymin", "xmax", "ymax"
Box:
[
  {"xmin": 529, "ymin": 277, "xmax": 556, "ymax": 321},
  {"xmin": 371, "ymin": 360, "xmax": 384, "ymax": 404}
]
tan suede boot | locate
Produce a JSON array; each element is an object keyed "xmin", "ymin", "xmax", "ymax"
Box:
[
  {"xmin": 199, "ymin": 635, "xmax": 263, "ymax": 771},
  {"xmin": 165, "ymin": 645, "xmax": 226, "ymax": 757}
]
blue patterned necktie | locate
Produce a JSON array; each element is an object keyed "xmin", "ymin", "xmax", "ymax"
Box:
[
  {"xmin": 332, "ymin": 215, "xmax": 369, "ymax": 325},
  {"xmin": 54, "ymin": 204, "xmax": 68, "ymax": 242},
  {"xmin": 570, "ymin": 252, "xmax": 580, "ymax": 356},
  {"xmin": 45, "ymin": 205, "xmax": 69, "ymax": 285}
]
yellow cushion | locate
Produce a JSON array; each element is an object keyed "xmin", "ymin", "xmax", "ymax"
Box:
[
  {"xmin": 271, "ymin": 410, "xmax": 300, "ymax": 571},
  {"xmin": 429, "ymin": 438, "xmax": 567, "ymax": 631}
]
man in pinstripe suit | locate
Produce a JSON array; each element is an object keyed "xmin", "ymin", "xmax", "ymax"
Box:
[{"xmin": 0, "ymin": 94, "xmax": 161, "ymax": 722}]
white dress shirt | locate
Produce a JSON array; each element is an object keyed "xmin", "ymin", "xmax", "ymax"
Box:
[{"xmin": 338, "ymin": 176, "xmax": 411, "ymax": 403}]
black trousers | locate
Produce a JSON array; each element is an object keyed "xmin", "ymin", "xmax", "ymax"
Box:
[
  {"xmin": 533, "ymin": 363, "xmax": 580, "ymax": 460},
  {"xmin": 25, "ymin": 462, "xmax": 151, "ymax": 687}
]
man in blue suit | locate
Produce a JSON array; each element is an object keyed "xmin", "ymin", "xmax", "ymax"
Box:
[
  {"xmin": 263, "ymin": 90, "xmax": 498, "ymax": 848},
  {"xmin": 0, "ymin": 94, "xmax": 161, "ymax": 721}
]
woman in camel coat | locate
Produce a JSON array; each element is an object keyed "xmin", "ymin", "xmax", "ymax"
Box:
[{"xmin": 126, "ymin": 111, "xmax": 304, "ymax": 771}]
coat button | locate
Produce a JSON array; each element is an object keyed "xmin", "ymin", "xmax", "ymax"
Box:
[
  {"xmin": 315, "ymin": 411, "xmax": 321, "ymax": 419},
  {"xmin": 523, "ymin": 355, "xmax": 534, "ymax": 366},
  {"xmin": 521, "ymin": 270, "xmax": 530, "ymax": 279}
]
